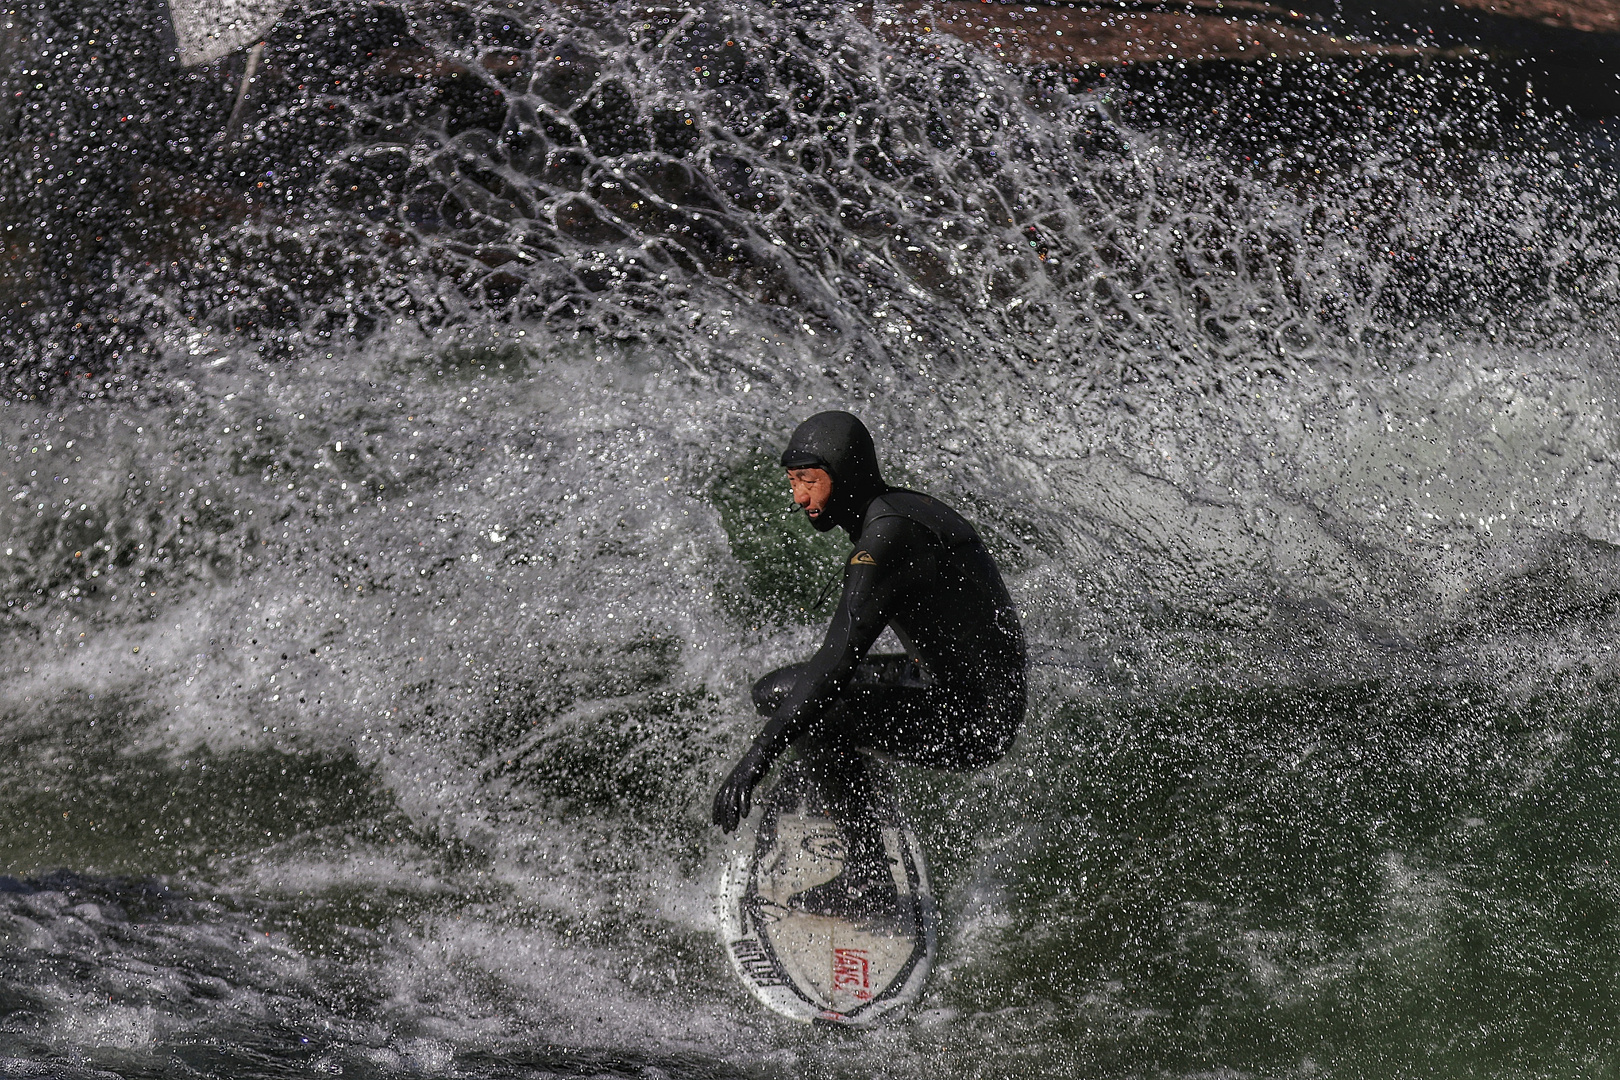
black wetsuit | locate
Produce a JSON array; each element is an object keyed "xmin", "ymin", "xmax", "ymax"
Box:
[
  {"xmin": 712, "ymin": 410, "xmax": 1027, "ymax": 835},
  {"xmin": 749, "ymin": 488, "xmax": 1026, "ymax": 768}
]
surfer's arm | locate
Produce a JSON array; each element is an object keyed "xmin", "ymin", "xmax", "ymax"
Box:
[
  {"xmin": 764, "ymin": 517, "xmax": 926, "ymax": 744},
  {"xmin": 713, "ymin": 517, "xmax": 928, "ymax": 831}
]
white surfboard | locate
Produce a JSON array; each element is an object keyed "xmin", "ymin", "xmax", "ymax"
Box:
[{"xmin": 718, "ymin": 755, "xmax": 935, "ymax": 1027}]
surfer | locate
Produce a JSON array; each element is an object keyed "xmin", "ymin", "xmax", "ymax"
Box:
[{"xmin": 712, "ymin": 410, "xmax": 1026, "ymax": 913}]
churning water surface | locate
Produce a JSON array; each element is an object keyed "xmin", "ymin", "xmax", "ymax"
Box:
[{"xmin": 4, "ymin": 0, "xmax": 1620, "ymax": 1074}]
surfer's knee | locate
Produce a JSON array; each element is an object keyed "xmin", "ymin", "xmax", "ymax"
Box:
[{"xmin": 751, "ymin": 663, "xmax": 808, "ymax": 716}]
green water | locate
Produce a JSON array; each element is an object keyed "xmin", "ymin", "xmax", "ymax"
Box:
[
  {"xmin": 876, "ymin": 683, "xmax": 1620, "ymax": 1078},
  {"xmin": 5, "ymin": 0, "xmax": 1620, "ymax": 1067},
  {"xmin": 0, "ymin": 690, "xmax": 402, "ymax": 878}
]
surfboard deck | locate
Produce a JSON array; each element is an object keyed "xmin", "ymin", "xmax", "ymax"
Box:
[{"xmin": 718, "ymin": 754, "xmax": 935, "ymax": 1027}]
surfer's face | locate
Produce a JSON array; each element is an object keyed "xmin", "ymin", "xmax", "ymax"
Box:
[{"xmin": 787, "ymin": 468, "xmax": 834, "ymax": 522}]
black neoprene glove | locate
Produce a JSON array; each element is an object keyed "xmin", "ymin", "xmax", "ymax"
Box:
[{"xmin": 712, "ymin": 742, "xmax": 774, "ymax": 833}]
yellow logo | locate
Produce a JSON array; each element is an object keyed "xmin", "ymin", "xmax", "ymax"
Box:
[{"xmin": 850, "ymin": 551, "xmax": 877, "ymax": 566}]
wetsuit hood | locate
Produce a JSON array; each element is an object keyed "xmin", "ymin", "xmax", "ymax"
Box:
[{"xmin": 781, "ymin": 411, "xmax": 888, "ymax": 537}]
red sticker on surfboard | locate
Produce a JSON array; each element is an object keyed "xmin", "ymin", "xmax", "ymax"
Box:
[{"xmin": 833, "ymin": 948, "xmax": 873, "ymax": 1000}]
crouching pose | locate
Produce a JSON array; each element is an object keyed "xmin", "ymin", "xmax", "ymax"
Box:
[{"xmin": 713, "ymin": 410, "xmax": 1027, "ymax": 913}]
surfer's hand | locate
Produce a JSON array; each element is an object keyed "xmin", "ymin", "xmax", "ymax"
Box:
[{"xmin": 713, "ymin": 748, "xmax": 770, "ymax": 833}]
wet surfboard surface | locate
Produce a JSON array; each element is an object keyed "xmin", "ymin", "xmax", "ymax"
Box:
[{"xmin": 718, "ymin": 755, "xmax": 935, "ymax": 1027}]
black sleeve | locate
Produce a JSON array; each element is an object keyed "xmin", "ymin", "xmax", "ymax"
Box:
[{"xmin": 745, "ymin": 515, "xmax": 935, "ymax": 764}]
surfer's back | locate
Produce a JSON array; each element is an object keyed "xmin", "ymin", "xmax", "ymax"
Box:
[{"xmin": 860, "ymin": 489, "xmax": 1026, "ymax": 695}]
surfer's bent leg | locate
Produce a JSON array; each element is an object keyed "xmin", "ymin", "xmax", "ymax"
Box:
[
  {"xmin": 751, "ymin": 662, "xmax": 809, "ymax": 716},
  {"xmin": 787, "ymin": 736, "xmax": 899, "ymax": 918},
  {"xmin": 755, "ymin": 657, "xmax": 1020, "ymax": 768},
  {"xmin": 749, "ymin": 657, "xmax": 1019, "ymax": 919},
  {"xmin": 751, "ymin": 655, "xmax": 910, "ymax": 717},
  {"xmin": 837, "ymin": 679, "xmax": 1021, "ymax": 769}
]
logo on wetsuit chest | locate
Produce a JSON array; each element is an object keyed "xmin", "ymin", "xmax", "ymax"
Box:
[{"xmin": 849, "ymin": 551, "xmax": 877, "ymax": 565}]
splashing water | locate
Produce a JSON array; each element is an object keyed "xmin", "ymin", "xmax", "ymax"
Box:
[{"xmin": 4, "ymin": 0, "xmax": 1620, "ymax": 1074}]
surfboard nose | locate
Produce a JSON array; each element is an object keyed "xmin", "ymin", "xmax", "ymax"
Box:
[{"xmin": 719, "ymin": 757, "xmax": 936, "ymax": 1026}]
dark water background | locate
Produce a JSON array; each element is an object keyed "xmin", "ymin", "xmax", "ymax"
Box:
[{"xmin": 5, "ymin": 0, "xmax": 1620, "ymax": 1074}]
